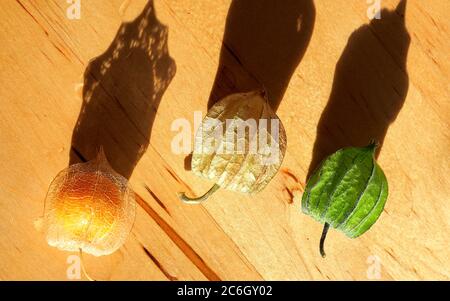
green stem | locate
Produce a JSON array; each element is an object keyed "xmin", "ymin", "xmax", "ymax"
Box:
[
  {"xmin": 319, "ymin": 223, "xmax": 330, "ymax": 258},
  {"xmin": 178, "ymin": 184, "xmax": 220, "ymax": 204}
]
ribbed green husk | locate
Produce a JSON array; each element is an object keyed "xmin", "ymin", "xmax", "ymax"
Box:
[{"xmin": 302, "ymin": 143, "xmax": 388, "ymax": 238}]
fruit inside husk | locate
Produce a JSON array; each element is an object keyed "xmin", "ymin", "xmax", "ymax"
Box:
[
  {"xmin": 42, "ymin": 149, "xmax": 136, "ymax": 256},
  {"xmin": 301, "ymin": 142, "xmax": 388, "ymax": 257}
]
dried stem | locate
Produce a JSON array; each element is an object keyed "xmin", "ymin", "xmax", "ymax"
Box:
[{"xmin": 178, "ymin": 184, "xmax": 220, "ymax": 204}]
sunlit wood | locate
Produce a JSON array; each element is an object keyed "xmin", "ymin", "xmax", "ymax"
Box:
[{"xmin": 0, "ymin": 0, "xmax": 448, "ymax": 280}]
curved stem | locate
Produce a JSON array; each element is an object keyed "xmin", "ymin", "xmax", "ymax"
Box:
[
  {"xmin": 79, "ymin": 248, "xmax": 95, "ymax": 281},
  {"xmin": 319, "ymin": 223, "xmax": 330, "ymax": 258},
  {"xmin": 178, "ymin": 184, "xmax": 220, "ymax": 204}
]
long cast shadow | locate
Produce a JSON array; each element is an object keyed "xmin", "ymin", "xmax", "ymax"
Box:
[
  {"xmin": 70, "ymin": 1, "xmax": 176, "ymax": 179},
  {"xmin": 307, "ymin": 0, "xmax": 410, "ymax": 179},
  {"xmin": 208, "ymin": 0, "xmax": 316, "ymax": 111}
]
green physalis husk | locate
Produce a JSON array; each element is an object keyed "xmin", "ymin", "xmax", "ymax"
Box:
[{"xmin": 302, "ymin": 142, "xmax": 388, "ymax": 257}]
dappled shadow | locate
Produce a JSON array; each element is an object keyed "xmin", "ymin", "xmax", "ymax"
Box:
[
  {"xmin": 307, "ymin": 0, "xmax": 410, "ymax": 179},
  {"xmin": 208, "ymin": 0, "xmax": 315, "ymax": 111},
  {"xmin": 70, "ymin": 1, "xmax": 176, "ymax": 179}
]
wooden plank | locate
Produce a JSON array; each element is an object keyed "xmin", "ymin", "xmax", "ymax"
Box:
[{"xmin": 0, "ymin": 0, "xmax": 448, "ymax": 280}]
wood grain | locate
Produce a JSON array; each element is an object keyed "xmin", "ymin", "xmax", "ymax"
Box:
[{"xmin": 0, "ymin": 0, "xmax": 448, "ymax": 280}]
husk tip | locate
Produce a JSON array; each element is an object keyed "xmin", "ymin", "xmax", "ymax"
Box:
[{"xmin": 367, "ymin": 140, "xmax": 379, "ymax": 152}]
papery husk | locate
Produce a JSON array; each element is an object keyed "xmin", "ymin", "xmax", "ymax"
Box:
[
  {"xmin": 301, "ymin": 142, "xmax": 388, "ymax": 257},
  {"xmin": 42, "ymin": 149, "xmax": 136, "ymax": 256},
  {"xmin": 188, "ymin": 91, "xmax": 286, "ymax": 198}
]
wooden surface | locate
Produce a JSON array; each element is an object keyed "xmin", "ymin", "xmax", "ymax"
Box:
[{"xmin": 0, "ymin": 0, "xmax": 449, "ymax": 280}]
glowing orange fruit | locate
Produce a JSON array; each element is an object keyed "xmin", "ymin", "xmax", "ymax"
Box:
[{"xmin": 43, "ymin": 150, "xmax": 136, "ymax": 256}]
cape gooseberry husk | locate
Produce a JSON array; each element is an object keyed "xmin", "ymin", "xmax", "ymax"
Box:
[
  {"xmin": 179, "ymin": 91, "xmax": 287, "ymax": 203},
  {"xmin": 42, "ymin": 149, "xmax": 136, "ymax": 256},
  {"xmin": 301, "ymin": 142, "xmax": 388, "ymax": 257}
]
